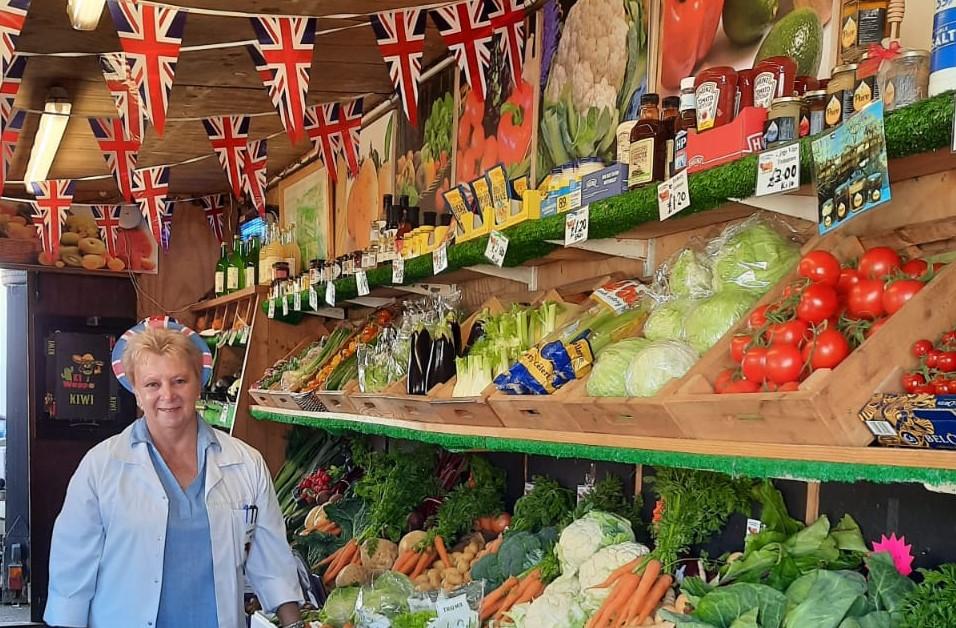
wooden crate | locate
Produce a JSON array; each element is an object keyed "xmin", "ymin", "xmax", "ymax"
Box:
[
  {"xmin": 313, "ymin": 379, "xmax": 359, "ymax": 414},
  {"xmin": 488, "ymin": 385, "xmax": 582, "ymax": 431},
  {"xmin": 428, "ymin": 379, "xmax": 503, "ymax": 427},
  {"xmin": 248, "ymin": 388, "xmax": 276, "ymax": 408},
  {"xmin": 665, "ymin": 222, "xmax": 956, "ymax": 446},
  {"xmin": 245, "ymin": 337, "xmax": 328, "ymax": 412},
  {"xmin": 350, "ymin": 388, "xmax": 400, "ymax": 418},
  {"xmin": 559, "ymin": 376, "xmax": 689, "ymax": 438}
]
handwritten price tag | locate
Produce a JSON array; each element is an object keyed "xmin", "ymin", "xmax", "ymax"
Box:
[
  {"xmin": 267, "ymin": 299, "xmax": 275, "ymax": 319},
  {"xmin": 484, "ymin": 230, "xmax": 508, "ymax": 267},
  {"xmin": 325, "ymin": 281, "xmax": 335, "ymax": 307},
  {"xmin": 565, "ymin": 205, "xmax": 589, "ymax": 245},
  {"xmin": 309, "ymin": 286, "xmax": 318, "ymax": 310},
  {"xmin": 392, "ymin": 257, "xmax": 405, "ymax": 284},
  {"xmin": 658, "ymin": 170, "xmax": 691, "ymax": 220},
  {"xmin": 433, "ymin": 243, "xmax": 448, "ymax": 274},
  {"xmin": 756, "ymin": 143, "xmax": 800, "ymax": 196},
  {"xmin": 293, "ymin": 290, "xmax": 302, "ymax": 311},
  {"xmin": 356, "ymin": 270, "xmax": 370, "ymax": 296},
  {"xmin": 434, "ymin": 595, "xmax": 475, "ymax": 628},
  {"xmin": 281, "ymin": 296, "xmax": 289, "ymax": 317}
]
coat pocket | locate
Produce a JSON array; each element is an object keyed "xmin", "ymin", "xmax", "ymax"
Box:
[{"xmin": 231, "ymin": 508, "xmax": 257, "ymax": 570}]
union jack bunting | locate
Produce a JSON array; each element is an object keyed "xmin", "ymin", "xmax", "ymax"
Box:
[
  {"xmin": 99, "ymin": 52, "xmax": 146, "ymax": 141},
  {"xmin": 0, "ymin": 53, "xmax": 26, "ymax": 135},
  {"xmin": 131, "ymin": 165, "xmax": 170, "ymax": 246},
  {"xmin": 202, "ymin": 115, "xmax": 250, "ymax": 200},
  {"xmin": 89, "ymin": 117, "xmax": 141, "ymax": 202},
  {"xmin": 200, "ymin": 194, "xmax": 227, "ymax": 243},
  {"xmin": 106, "ymin": 0, "xmax": 187, "ymax": 137},
  {"xmin": 29, "ymin": 179, "xmax": 75, "ymax": 257},
  {"xmin": 242, "ymin": 138, "xmax": 267, "ymax": 219},
  {"xmin": 0, "ymin": 108, "xmax": 23, "ymax": 196},
  {"xmin": 248, "ymin": 16, "xmax": 316, "ymax": 143},
  {"xmin": 0, "ymin": 0, "xmax": 31, "ymax": 74},
  {"xmin": 160, "ymin": 198, "xmax": 175, "ymax": 252},
  {"xmin": 332, "ymin": 98, "xmax": 363, "ymax": 179},
  {"xmin": 489, "ymin": 0, "xmax": 527, "ymax": 86},
  {"xmin": 304, "ymin": 103, "xmax": 340, "ymax": 183},
  {"xmin": 90, "ymin": 204, "xmax": 123, "ymax": 258},
  {"xmin": 431, "ymin": 0, "xmax": 494, "ymax": 102},
  {"xmin": 0, "ymin": 53, "xmax": 26, "ymax": 197},
  {"xmin": 370, "ymin": 9, "xmax": 427, "ymax": 127}
]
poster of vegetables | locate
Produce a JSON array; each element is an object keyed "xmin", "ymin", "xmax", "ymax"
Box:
[
  {"xmin": 396, "ymin": 66, "xmax": 455, "ymax": 215},
  {"xmin": 333, "ymin": 111, "xmax": 395, "ymax": 256},
  {"xmin": 657, "ymin": 0, "xmax": 837, "ymax": 95},
  {"xmin": 537, "ymin": 0, "xmax": 650, "ymax": 177}
]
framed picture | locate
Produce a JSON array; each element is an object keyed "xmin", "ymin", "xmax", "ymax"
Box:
[{"xmin": 279, "ymin": 159, "xmax": 333, "ymax": 263}]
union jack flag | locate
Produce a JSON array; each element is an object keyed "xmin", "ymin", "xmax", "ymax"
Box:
[
  {"xmin": 200, "ymin": 194, "xmax": 227, "ymax": 243},
  {"xmin": 160, "ymin": 198, "xmax": 175, "ymax": 252},
  {"xmin": 248, "ymin": 16, "xmax": 316, "ymax": 143},
  {"xmin": 131, "ymin": 165, "xmax": 170, "ymax": 246},
  {"xmin": 99, "ymin": 52, "xmax": 146, "ymax": 141},
  {"xmin": 0, "ymin": 108, "xmax": 23, "ymax": 196},
  {"xmin": 106, "ymin": 0, "xmax": 186, "ymax": 137},
  {"xmin": 0, "ymin": 0, "xmax": 30, "ymax": 74},
  {"xmin": 370, "ymin": 9, "xmax": 427, "ymax": 127},
  {"xmin": 304, "ymin": 103, "xmax": 340, "ymax": 183},
  {"xmin": 0, "ymin": 53, "xmax": 25, "ymax": 135},
  {"xmin": 0, "ymin": 53, "xmax": 25, "ymax": 196},
  {"xmin": 30, "ymin": 179, "xmax": 75, "ymax": 257},
  {"xmin": 331, "ymin": 98, "xmax": 363, "ymax": 179},
  {"xmin": 431, "ymin": 0, "xmax": 494, "ymax": 102},
  {"xmin": 89, "ymin": 117, "xmax": 141, "ymax": 202},
  {"xmin": 90, "ymin": 204, "xmax": 123, "ymax": 258},
  {"xmin": 242, "ymin": 138, "xmax": 267, "ymax": 219},
  {"xmin": 489, "ymin": 0, "xmax": 527, "ymax": 86},
  {"xmin": 202, "ymin": 115, "xmax": 250, "ymax": 200}
]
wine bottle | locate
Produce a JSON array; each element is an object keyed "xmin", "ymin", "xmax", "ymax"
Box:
[
  {"xmin": 227, "ymin": 234, "xmax": 244, "ymax": 292},
  {"xmin": 214, "ymin": 242, "xmax": 228, "ymax": 296}
]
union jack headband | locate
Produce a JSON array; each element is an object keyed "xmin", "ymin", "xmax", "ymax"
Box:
[{"xmin": 111, "ymin": 316, "xmax": 213, "ymax": 392}]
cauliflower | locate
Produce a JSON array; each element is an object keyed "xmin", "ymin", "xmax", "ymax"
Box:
[
  {"xmin": 556, "ymin": 511, "xmax": 635, "ymax": 575},
  {"xmin": 578, "ymin": 542, "xmax": 650, "ymax": 609},
  {"xmin": 544, "ymin": 0, "xmax": 628, "ymax": 114},
  {"xmin": 509, "ymin": 575, "xmax": 589, "ymax": 628}
]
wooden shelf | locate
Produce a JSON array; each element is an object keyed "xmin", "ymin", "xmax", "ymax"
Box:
[
  {"xmin": 191, "ymin": 285, "xmax": 266, "ymax": 311},
  {"xmin": 250, "ymin": 406, "xmax": 956, "ymax": 486},
  {"xmin": 0, "ymin": 262, "xmax": 128, "ymax": 278}
]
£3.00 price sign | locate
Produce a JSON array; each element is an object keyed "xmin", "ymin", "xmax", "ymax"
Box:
[
  {"xmin": 484, "ymin": 230, "xmax": 509, "ymax": 266},
  {"xmin": 756, "ymin": 143, "xmax": 800, "ymax": 196},
  {"xmin": 658, "ymin": 170, "xmax": 691, "ymax": 220},
  {"xmin": 565, "ymin": 205, "xmax": 589, "ymax": 245},
  {"xmin": 392, "ymin": 257, "xmax": 405, "ymax": 284}
]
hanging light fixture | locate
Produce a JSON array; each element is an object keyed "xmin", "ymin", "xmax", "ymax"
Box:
[
  {"xmin": 66, "ymin": 0, "xmax": 106, "ymax": 31},
  {"xmin": 24, "ymin": 88, "xmax": 72, "ymax": 187}
]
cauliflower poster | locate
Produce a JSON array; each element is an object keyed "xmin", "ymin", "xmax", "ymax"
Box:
[{"xmin": 538, "ymin": 0, "xmax": 650, "ymax": 176}]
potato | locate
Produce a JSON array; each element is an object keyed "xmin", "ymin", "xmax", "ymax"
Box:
[
  {"xmin": 335, "ymin": 563, "xmax": 369, "ymax": 588},
  {"xmin": 462, "ymin": 550, "xmax": 476, "ymax": 562},
  {"xmin": 455, "ymin": 558, "xmax": 469, "ymax": 572},
  {"xmin": 399, "ymin": 530, "xmax": 429, "ymax": 554},
  {"xmin": 444, "ymin": 571, "xmax": 462, "ymax": 585}
]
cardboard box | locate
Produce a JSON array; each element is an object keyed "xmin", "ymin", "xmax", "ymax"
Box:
[
  {"xmin": 581, "ymin": 163, "xmax": 629, "ymax": 206},
  {"xmin": 687, "ymin": 106, "xmax": 767, "ymax": 174},
  {"xmin": 859, "ymin": 393, "xmax": 956, "ymax": 449}
]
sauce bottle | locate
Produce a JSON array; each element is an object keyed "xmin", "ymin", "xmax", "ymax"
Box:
[
  {"xmin": 628, "ymin": 94, "xmax": 667, "ymax": 188},
  {"xmin": 673, "ymin": 77, "xmax": 698, "ymax": 175},
  {"xmin": 661, "ymin": 96, "xmax": 680, "ymax": 179}
]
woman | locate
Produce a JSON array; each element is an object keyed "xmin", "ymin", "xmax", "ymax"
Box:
[{"xmin": 44, "ymin": 317, "xmax": 305, "ymax": 628}]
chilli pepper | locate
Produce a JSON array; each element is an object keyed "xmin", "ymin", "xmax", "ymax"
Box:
[
  {"xmin": 497, "ymin": 79, "xmax": 534, "ymax": 164},
  {"xmin": 660, "ymin": 0, "xmax": 724, "ymax": 90}
]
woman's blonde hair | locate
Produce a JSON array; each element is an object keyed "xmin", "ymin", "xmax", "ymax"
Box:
[{"xmin": 121, "ymin": 326, "xmax": 203, "ymax": 386}]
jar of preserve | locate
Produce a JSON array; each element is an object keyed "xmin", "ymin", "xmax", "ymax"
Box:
[
  {"xmin": 794, "ymin": 75, "xmax": 820, "ymax": 96},
  {"xmin": 826, "ymin": 64, "xmax": 858, "ymax": 128},
  {"xmin": 694, "ymin": 66, "xmax": 738, "ymax": 131},
  {"xmin": 853, "ymin": 53, "xmax": 881, "ymax": 112},
  {"xmin": 272, "ymin": 261, "xmax": 290, "ymax": 281},
  {"xmin": 766, "ymin": 97, "xmax": 801, "ymax": 147},
  {"xmin": 880, "ymin": 49, "xmax": 930, "ymax": 111},
  {"xmin": 752, "ymin": 56, "xmax": 797, "ymax": 109},
  {"xmin": 735, "ymin": 68, "xmax": 755, "ymax": 114}
]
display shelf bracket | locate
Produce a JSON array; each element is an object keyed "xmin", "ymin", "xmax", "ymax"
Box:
[
  {"xmin": 344, "ymin": 296, "xmax": 396, "ymax": 308},
  {"xmin": 465, "ymin": 264, "xmax": 538, "ymax": 289},
  {"xmin": 544, "ymin": 237, "xmax": 651, "ymax": 261},
  {"xmin": 729, "ymin": 195, "xmax": 819, "ymax": 222},
  {"xmin": 304, "ymin": 307, "xmax": 346, "ymax": 320},
  {"xmin": 394, "ymin": 282, "xmax": 460, "ymax": 297}
]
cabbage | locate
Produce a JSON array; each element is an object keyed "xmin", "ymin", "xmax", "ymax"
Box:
[
  {"xmin": 356, "ymin": 571, "xmax": 414, "ymax": 620},
  {"xmin": 319, "ymin": 586, "xmax": 359, "ymax": 627},
  {"xmin": 624, "ymin": 341, "xmax": 698, "ymax": 397},
  {"xmin": 587, "ymin": 338, "xmax": 651, "ymax": 397},
  {"xmin": 684, "ymin": 290, "xmax": 759, "ymax": 354},
  {"xmin": 668, "ymin": 249, "xmax": 713, "ymax": 299},
  {"xmin": 578, "ymin": 542, "xmax": 651, "ymax": 608},
  {"xmin": 556, "ymin": 511, "xmax": 635, "ymax": 574},
  {"xmin": 643, "ymin": 298, "xmax": 698, "ymax": 342},
  {"xmin": 710, "ymin": 221, "xmax": 799, "ymax": 294}
]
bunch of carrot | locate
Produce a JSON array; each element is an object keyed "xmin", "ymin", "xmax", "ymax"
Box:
[
  {"xmin": 585, "ymin": 558, "xmax": 673, "ymax": 628},
  {"xmin": 319, "ymin": 538, "xmax": 359, "ymax": 585},
  {"xmin": 479, "ymin": 568, "xmax": 545, "ymax": 623},
  {"xmin": 392, "ymin": 535, "xmax": 453, "ymax": 579},
  {"xmin": 311, "ymin": 519, "xmax": 341, "ymax": 536}
]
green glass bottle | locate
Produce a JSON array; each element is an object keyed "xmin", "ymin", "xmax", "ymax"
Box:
[
  {"xmin": 214, "ymin": 242, "xmax": 228, "ymax": 296},
  {"xmin": 227, "ymin": 234, "xmax": 244, "ymax": 292},
  {"xmin": 244, "ymin": 235, "xmax": 260, "ymax": 288}
]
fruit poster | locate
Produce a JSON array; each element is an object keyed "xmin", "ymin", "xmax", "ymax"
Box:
[
  {"xmin": 333, "ymin": 111, "xmax": 396, "ymax": 256},
  {"xmin": 537, "ymin": 0, "xmax": 650, "ymax": 177}
]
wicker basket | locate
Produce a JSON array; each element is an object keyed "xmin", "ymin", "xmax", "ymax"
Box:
[{"xmin": 0, "ymin": 238, "xmax": 39, "ymax": 264}]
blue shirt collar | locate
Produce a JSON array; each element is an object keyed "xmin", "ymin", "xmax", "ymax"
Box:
[{"xmin": 130, "ymin": 416, "xmax": 220, "ymax": 453}]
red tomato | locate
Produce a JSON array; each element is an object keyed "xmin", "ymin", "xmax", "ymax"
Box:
[
  {"xmin": 836, "ymin": 268, "xmax": 862, "ymax": 296},
  {"xmin": 901, "ymin": 259, "xmax": 929, "ymax": 279},
  {"xmin": 765, "ymin": 344, "xmax": 804, "ymax": 385},
  {"xmin": 747, "ymin": 305, "xmax": 771, "ymax": 329},
  {"xmin": 798, "ymin": 250, "xmax": 841, "ymax": 286},
  {"xmin": 777, "ymin": 381, "xmax": 801, "ymax": 392},
  {"xmin": 938, "ymin": 352, "xmax": 956, "ymax": 373},
  {"xmin": 882, "ymin": 279, "xmax": 924, "ymax": 315},
  {"xmin": 927, "ymin": 350, "xmax": 942, "ymax": 368},
  {"xmin": 934, "ymin": 379, "xmax": 952, "ymax": 394},
  {"xmin": 714, "ymin": 368, "xmax": 735, "ymax": 393},
  {"xmin": 914, "ymin": 384, "xmax": 936, "ymax": 394},
  {"xmin": 858, "ymin": 247, "xmax": 901, "ymax": 279},
  {"xmin": 943, "ymin": 331, "xmax": 956, "ymax": 345},
  {"xmin": 741, "ymin": 347, "xmax": 768, "ymax": 383},
  {"xmin": 721, "ymin": 379, "xmax": 761, "ymax": 394},
  {"xmin": 902, "ymin": 372, "xmax": 926, "ymax": 393},
  {"xmin": 847, "ymin": 279, "xmax": 885, "ymax": 320},
  {"xmin": 802, "ymin": 329, "xmax": 851, "ymax": 370},
  {"xmin": 730, "ymin": 335, "xmax": 754, "ymax": 363},
  {"xmin": 768, "ymin": 319, "xmax": 811, "ymax": 347},
  {"xmin": 796, "ymin": 284, "xmax": 839, "ymax": 324},
  {"xmin": 933, "ymin": 262, "xmax": 947, "ymax": 273},
  {"xmin": 912, "ymin": 339, "xmax": 934, "ymax": 358}
]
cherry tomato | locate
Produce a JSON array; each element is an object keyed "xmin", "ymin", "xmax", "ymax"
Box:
[
  {"xmin": 942, "ymin": 331, "xmax": 956, "ymax": 346},
  {"xmin": 847, "ymin": 279, "xmax": 885, "ymax": 320},
  {"xmin": 902, "ymin": 372, "xmax": 926, "ymax": 393},
  {"xmin": 802, "ymin": 329, "xmax": 851, "ymax": 370},
  {"xmin": 714, "ymin": 368, "xmax": 735, "ymax": 393},
  {"xmin": 934, "ymin": 379, "xmax": 952, "ymax": 395},
  {"xmin": 836, "ymin": 268, "xmax": 862, "ymax": 296},
  {"xmin": 777, "ymin": 381, "xmax": 801, "ymax": 392},
  {"xmin": 912, "ymin": 339, "xmax": 934, "ymax": 358},
  {"xmin": 927, "ymin": 349, "xmax": 942, "ymax": 369},
  {"xmin": 933, "ymin": 262, "xmax": 947, "ymax": 273},
  {"xmin": 741, "ymin": 347, "xmax": 768, "ymax": 383},
  {"xmin": 721, "ymin": 379, "xmax": 762, "ymax": 394},
  {"xmin": 901, "ymin": 259, "xmax": 929, "ymax": 279},
  {"xmin": 764, "ymin": 344, "xmax": 804, "ymax": 385},
  {"xmin": 798, "ymin": 250, "xmax": 841, "ymax": 286},
  {"xmin": 768, "ymin": 319, "xmax": 811, "ymax": 347},
  {"xmin": 914, "ymin": 384, "xmax": 937, "ymax": 394},
  {"xmin": 730, "ymin": 335, "xmax": 754, "ymax": 363},
  {"xmin": 858, "ymin": 246, "xmax": 901, "ymax": 279},
  {"xmin": 865, "ymin": 318, "xmax": 889, "ymax": 339},
  {"xmin": 747, "ymin": 305, "xmax": 771, "ymax": 329},
  {"xmin": 796, "ymin": 284, "xmax": 839, "ymax": 324},
  {"xmin": 938, "ymin": 352, "xmax": 956, "ymax": 373},
  {"xmin": 882, "ymin": 279, "xmax": 924, "ymax": 315}
]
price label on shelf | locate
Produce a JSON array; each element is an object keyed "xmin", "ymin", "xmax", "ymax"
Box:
[
  {"xmin": 267, "ymin": 299, "xmax": 275, "ymax": 319},
  {"xmin": 293, "ymin": 290, "xmax": 302, "ymax": 311},
  {"xmin": 392, "ymin": 257, "xmax": 405, "ymax": 284},
  {"xmin": 281, "ymin": 297, "xmax": 289, "ymax": 317},
  {"xmin": 356, "ymin": 270, "xmax": 370, "ymax": 296},
  {"xmin": 434, "ymin": 243, "xmax": 448, "ymax": 274},
  {"xmin": 523, "ymin": 482, "xmax": 535, "ymax": 496},
  {"xmin": 309, "ymin": 286, "xmax": 318, "ymax": 310},
  {"xmin": 756, "ymin": 143, "xmax": 800, "ymax": 196},
  {"xmin": 435, "ymin": 595, "xmax": 475, "ymax": 628},
  {"xmin": 484, "ymin": 230, "xmax": 509, "ymax": 267},
  {"xmin": 658, "ymin": 170, "xmax": 691, "ymax": 220},
  {"xmin": 565, "ymin": 205, "xmax": 589, "ymax": 246},
  {"xmin": 325, "ymin": 281, "xmax": 336, "ymax": 307}
]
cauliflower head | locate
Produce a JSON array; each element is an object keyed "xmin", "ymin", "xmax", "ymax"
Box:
[
  {"xmin": 578, "ymin": 542, "xmax": 650, "ymax": 609},
  {"xmin": 510, "ymin": 575, "xmax": 588, "ymax": 628},
  {"xmin": 556, "ymin": 511, "xmax": 636, "ymax": 575},
  {"xmin": 544, "ymin": 0, "xmax": 628, "ymax": 113}
]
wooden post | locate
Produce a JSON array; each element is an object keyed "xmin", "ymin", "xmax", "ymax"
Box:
[{"xmin": 805, "ymin": 481, "xmax": 821, "ymax": 525}]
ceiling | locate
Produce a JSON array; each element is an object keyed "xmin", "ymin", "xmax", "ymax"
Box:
[{"xmin": 8, "ymin": 0, "xmax": 450, "ymax": 201}]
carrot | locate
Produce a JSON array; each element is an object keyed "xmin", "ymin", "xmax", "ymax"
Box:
[
  {"xmin": 392, "ymin": 549, "xmax": 415, "ymax": 573},
  {"xmin": 627, "ymin": 558, "xmax": 661, "ymax": 611},
  {"xmin": 588, "ymin": 573, "xmax": 640, "ymax": 628},
  {"xmin": 496, "ymin": 571, "xmax": 540, "ymax": 620},
  {"xmin": 511, "ymin": 576, "xmax": 545, "ymax": 607},
  {"xmin": 603, "ymin": 573, "xmax": 642, "ymax": 627},
  {"xmin": 317, "ymin": 550, "xmax": 339, "ymax": 567},
  {"xmin": 409, "ymin": 549, "xmax": 435, "ymax": 579},
  {"xmin": 634, "ymin": 575, "xmax": 674, "ymax": 624},
  {"xmin": 324, "ymin": 540, "xmax": 358, "ymax": 583},
  {"xmin": 434, "ymin": 535, "xmax": 452, "ymax": 569},
  {"xmin": 593, "ymin": 557, "xmax": 641, "ymax": 589},
  {"xmin": 479, "ymin": 576, "xmax": 519, "ymax": 620}
]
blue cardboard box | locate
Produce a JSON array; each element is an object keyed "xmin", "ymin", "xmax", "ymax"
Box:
[
  {"xmin": 859, "ymin": 393, "xmax": 956, "ymax": 449},
  {"xmin": 581, "ymin": 163, "xmax": 628, "ymax": 206}
]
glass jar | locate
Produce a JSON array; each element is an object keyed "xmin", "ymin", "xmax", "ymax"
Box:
[
  {"xmin": 766, "ymin": 97, "xmax": 801, "ymax": 147},
  {"xmin": 853, "ymin": 53, "xmax": 881, "ymax": 113},
  {"xmin": 694, "ymin": 66, "xmax": 738, "ymax": 131},
  {"xmin": 880, "ymin": 49, "xmax": 930, "ymax": 112},
  {"xmin": 752, "ymin": 56, "xmax": 797, "ymax": 109},
  {"xmin": 804, "ymin": 90, "xmax": 828, "ymax": 136},
  {"xmin": 272, "ymin": 261, "xmax": 290, "ymax": 281},
  {"xmin": 794, "ymin": 75, "xmax": 820, "ymax": 96},
  {"xmin": 826, "ymin": 64, "xmax": 858, "ymax": 128}
]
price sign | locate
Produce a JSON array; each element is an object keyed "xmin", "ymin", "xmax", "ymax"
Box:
[
  {"xmin": 309, "ymin": 286, "xmax": 318, "ymax": 310},
  {"xmin": 325, "ymin": 281, "xmax": 336, "ymax": 307},
  {"xmin": 434, "ymin": 595, "xmax": 475, "ymax": 628},
  {"xmin": 267, "ymin": 299, "xmax": 275, "ymax": 318},
  {"xmin": 756, "ymin": 143, "xmax": 800, "ymax": 196},
  {"xmin": 281, "ymin": 297, "xmax": 289, "ymax": 317},
  {"xmin": 484, "ymin": 230, "xmax": 509, "ymax": 267},
  {"xmin": 658, "ymin": 170, "xmax": 691, "ymax": 220},
  {"xmin": 576, "ymin": 483, "xmax": 593, "ymax": 505},
  {"xmin": 293, "ymin": 290, "xmax": 302, "ymax": 311},
  {"xmin": 239, "ymin": 326, "xmax": 250, "ymax": 344},
  {"xmin": 356, "ymin": 270, "xmax": 370, "ymax": 296},
  {"xmin": 746, "ymin": 518, "xmax": 766, "ymax": 539},
  {"xmin": 433, "ymin": 243, "xmax": 448, "ymax": 274},
  {"xmin": 392, "ymin": 257, "xmax": 405, "ymax": 284},
  {"xmin": 565, "ymin": 205, "xmax": 589, "ymax": 246},
  {"xmin": 523, "ymin": 482, "xmax": 535, "ymax": 496}
]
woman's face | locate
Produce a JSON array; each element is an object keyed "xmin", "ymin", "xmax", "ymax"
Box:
[{"xmin": 132, "ymin": 353, "xmax": 201, "ymax": 432}]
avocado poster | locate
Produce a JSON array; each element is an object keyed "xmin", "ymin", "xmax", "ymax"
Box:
[{"xmin": 47, "ymin": 331, "xmax": 123, "ymax": 423}]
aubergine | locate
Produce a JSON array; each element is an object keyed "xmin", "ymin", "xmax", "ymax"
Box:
[
  {"xmin": 450, "ymin": 319, "xmax": 462, "ymax": 356},
  {"xmin": 465, "ymin": 320, "xmax": 484, "ymax": 353},
  {"xmin": 407, "ymin": 329, "xmax": 424, "ymax": 394},
  {"xmin": 425, "ymin": 335, "xmax": 455, "ymax": 391},
  {"xmin": 409, "ymin": 328, "xmax": 432, "ymax": 395}
]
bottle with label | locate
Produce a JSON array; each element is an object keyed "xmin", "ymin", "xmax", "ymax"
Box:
[
  {"xmin": 661, "ymin": 96, "xmax": 680, "ymax": 179},
  {"xmin": 259, "ymin": 223, "xmax": 284, "ymax": 284},
  {"xmin": 673, "ymin": 78, "xmax": 698, "ymax": 175},
  {"xmin": 931, "ymin": 1, "xmax": 956, "ymax": 96},
  {"xmin": 227, "ymin": 234, "xmax": 244, "ymax": 292},
  {"xmin": 244, "ymin": 235, "xmax": 259, "ymax": 289},
  {"xmin": 214, "ymin": 242, "xmax": 228, "ymax": 296},
  {"xmin": 281, "ymin": 225, "xmax": 301, "ymax": 276},
  {"xmin": 628, "ymin": 94, "xmax": 667, "ymax": 188},
  {"xmin": 694, "ymin": 66, "xmax": 738, "ymax": 131}
]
